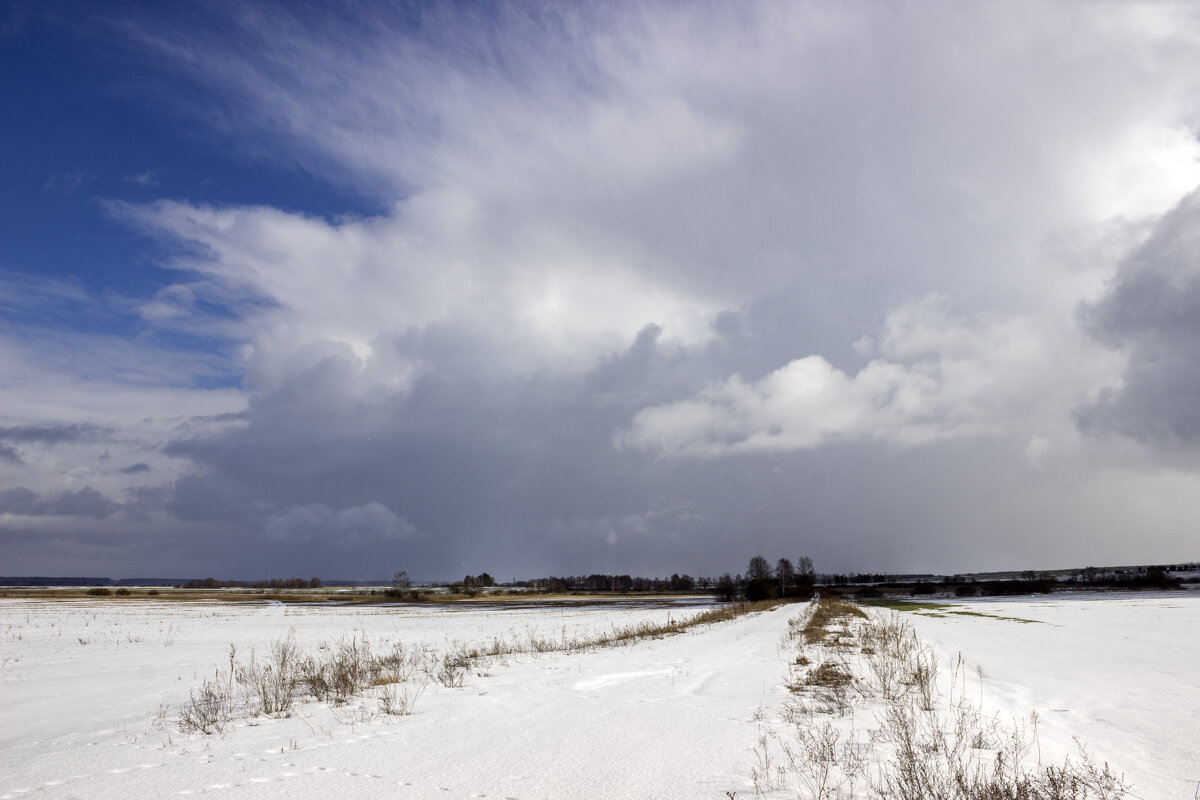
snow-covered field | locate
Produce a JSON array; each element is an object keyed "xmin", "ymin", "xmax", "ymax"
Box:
[
  {"xmin": 1, "ymin": 593, "xmax": 1196, "ymax": 799},
  {"xmin": 904, "ymin": 593, "xmax": 1200, "ymax": 800}
]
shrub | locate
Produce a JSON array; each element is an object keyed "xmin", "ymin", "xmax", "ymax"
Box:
[
  {"xmin": 432, "ymin": 646, "xmax": 472, "ymax": 688},
  {"xmin": 744, "ymin": 578, "xmax": 779, "ymax": 602},
  {"xmin": 178, "ymin": 673, "xmax": 234, "ymax": 735},
  {"xmin": 378, "ymin": 682, "xmax": 425, "ymax": 716},
  {"xmin": 374, "ymin": 641, "xmax": 429, "ymax": 683},
  {"xmin": 86, "ymin": 587, "xmax": 112, "ymax": 596},
  {"xmin": 237, "ymin": 637, "xmax": 300, "ymax": 717},
  {"xmin": 114, "ymin": 587, "xmax": 131, "ymax": 596},
  {"xmin": 301, "ymin": 637, "xmax": 378, "ymax": 704}
]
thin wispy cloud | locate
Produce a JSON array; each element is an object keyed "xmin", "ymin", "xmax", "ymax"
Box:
[
  {"xmin": 124, "ymin": 170, "xmax": 160, "ymax": 188},
  {"xmin": 41, "ymin": 170, "xmax": 93, "ymax": 194}
]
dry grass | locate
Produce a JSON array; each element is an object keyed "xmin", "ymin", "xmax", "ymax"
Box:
[
  {"xmin": 173, "ymin": 598, "xmax": 784, "ymax": 735},
  {"xmin": 804, "ymin": 661, "xmax": 853, "ymax": 689},
  {"xmin": 802, "ymin": 598, "xmax": 867, "ymax": 644},
  {"xmin": 757, "ymin": 601, "xmax": 1131, "ymax": 800}
]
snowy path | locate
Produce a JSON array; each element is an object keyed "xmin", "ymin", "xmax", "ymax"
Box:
[
  {"xmin": 0, "ymin": 601, "xmax": 797, "ymax": 800},
  {"xmin": 377, "ymin": 604, "xmax": 795, "ymax": 799}
]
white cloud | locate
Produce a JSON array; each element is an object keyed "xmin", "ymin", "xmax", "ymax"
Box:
[
  {"xmin": 115, "ymin": 0, "xmax": 1200, "ymax": 371},
  {"xmin": 619, "ymin": 297, "xmax": 1119, "ymax": 457},
  {"xmin": 0, "ymin": 333, "xmax": 245, "ymax": 508},
  {"xmin": 8, "ymin": 1, "xmax": 1200, "ymax": 575}
]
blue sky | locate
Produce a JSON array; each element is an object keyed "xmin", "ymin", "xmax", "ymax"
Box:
[
  {"xmin": 3, "ymin": 2, "xmax": 381, "ymax": 369},
  {"xmin": 3, "ymin": 0, "xmax": 1200, "ymax": 580}
]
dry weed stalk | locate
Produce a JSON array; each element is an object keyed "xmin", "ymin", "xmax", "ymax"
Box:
[
  {"xmin": 174, "ymin": 599, "xmax": 779, "ymax": 735},
  {"xmin": 756, "ymin": 599, "xmax": 1131, "ymax": 800}
]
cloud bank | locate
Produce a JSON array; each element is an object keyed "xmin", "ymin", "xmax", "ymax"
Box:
[{"xmin": 4, "ymin": 0, "xmax": 1200, "ymax": 578}]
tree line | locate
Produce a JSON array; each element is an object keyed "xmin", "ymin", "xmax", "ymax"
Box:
[
  {"xmin": 182, "ymin": 577, "xmax": 323, "ymax": 589},
  {"xmin": 709, "ymin": 555, "xmax": 816, "ymax": 602}
]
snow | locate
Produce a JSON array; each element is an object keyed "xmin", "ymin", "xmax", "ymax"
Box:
[
  {"xmin": 0, "ymin": 598, "xmax": 785, "ymax": 799},
  {"xmin": 2, "ymin": 593, "xmax": 1197, "ymax": 799},
  {"xmin": 902, "ymin": 593, "xmax": 1200, "ymax": 800}
]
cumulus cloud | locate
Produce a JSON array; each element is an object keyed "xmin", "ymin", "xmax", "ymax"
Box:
[
  {"xmin": 110, "ymin": 0, "xmax": 1200, "ymax": 385},
  {"xmin": 6, "ymin": 1, "xmax": 1200, "ymax": 577},
  {"xmin": 619, "ymin": 299, "xmax": 1086, "ymax": 457},
  {"xmin": 1078, "ymin": 189, "xmax": 1200, "ymax": 452}
]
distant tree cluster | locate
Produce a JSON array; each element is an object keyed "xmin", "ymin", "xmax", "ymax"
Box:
[
  {"xmin": 531, "ymin": 574, "xmax": 704, "ymax": 593},
  {"xmin": 182, "ymin": 577, "xmax": 321, "ymax": 589},
  {"xmin": 818, "ymin": 572, "xmax": 911, "ymax": 586},
  {"xmin": 712, "ymin": 555, "xmax": 816, "ymax": 602},
  {"xmin": 450, "ymin": 573, "xmax": 496, "ymax": 593},
  {"xmin": 520, "ymin": 558, "xmax": 818, "ymax": 602},
  {"xmin": 1060, "ymin": 566, "xmax": 1182, "ymax": 590}
]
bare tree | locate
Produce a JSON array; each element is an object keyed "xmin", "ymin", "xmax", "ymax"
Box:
[
  {"xmin": 747, "ymin": 555, "xmax": 773, "ymax": 581},
  {"xmin": 391, "ymin": 571, "xmax": 411, "ymax": 593},
  {"xmin": 776, "ymin": 557, "xmax": 794, "ymax": 596},
  {"xmin": 796, "ymin": 556, "xmax": 815, "ymax": 577}
]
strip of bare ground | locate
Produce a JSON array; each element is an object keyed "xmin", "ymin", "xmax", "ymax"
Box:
[{"xmin": 746, "ymin": 598, "xmax": 1131, "ymax": 800}]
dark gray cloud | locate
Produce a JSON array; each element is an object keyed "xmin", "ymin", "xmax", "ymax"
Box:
[
  {"xmin": 1078, "ymin": 189, "xmax": 1200, "ymax": 451},
  {"xmin": 0, "ymin": 486, "xmax": 120, "ymax": 519},
  {"xmin": 0, "ymin": 443, "xmax": 22, "ymax": 464},
  {"xmin": 145, "ymin": 312, "xmax": 1170, "ymax": 580},
  {"xmin": 0, "ymin": 423, "xmax": 110, "ymax": 445},
  {"xmin": 119, "ymin": 462, "xmax": 152, "ymax": 474},
  {"xmin": 0, "ymin": 487, "xmax": 39, "ymax": 514}
]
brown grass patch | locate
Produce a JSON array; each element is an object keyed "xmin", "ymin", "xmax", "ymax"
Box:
[
  {"xmin": 804, "ymin": 661, "xmax": 853, "ymax": 689},
  {"xmin": 803, "ymin": 598, "xmax": 867, "ymax": 643}
]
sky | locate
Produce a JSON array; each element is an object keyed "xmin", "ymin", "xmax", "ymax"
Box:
[{"xmin": 3, "ymin": 0, "xmax": 1200, "ymax": 582}]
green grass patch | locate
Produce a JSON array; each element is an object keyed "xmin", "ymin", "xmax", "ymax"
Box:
[
  {"xmin": 945, "ymin": 609, "xmax": 1041, "ymax": 624},
  {"xmin": 859, "ymin": 598, "xmax": 950, "ymax": 612},
  {"xmin": 857, "ymin": 599, "xmax": 1041, "ymax": 624}
]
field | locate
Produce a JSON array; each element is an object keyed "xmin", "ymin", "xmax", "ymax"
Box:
[
  {"xmin": 1, "ymin": 592, "xmax": 1196, "ymax": 799},
  {"xmin": 901, "ymin": 593, "xmax": 1200, "ymax": 800}
]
